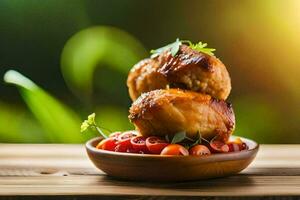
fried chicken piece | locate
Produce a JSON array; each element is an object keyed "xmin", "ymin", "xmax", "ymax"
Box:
[
  {"xmin": 129, "ymin": 89, "xmax": 235, "ymax": 142},
  {"xmin": 127, "ymin": 44, "xmax": 231, "ymax": 101}
]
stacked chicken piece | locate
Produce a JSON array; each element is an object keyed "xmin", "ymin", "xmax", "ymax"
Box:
[{"xmin": 127, "ymin": 44, "xmax": 235, "ymax": 143}]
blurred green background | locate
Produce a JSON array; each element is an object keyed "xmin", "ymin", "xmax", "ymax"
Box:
[{"xmin": 0, "ymin": 0, "xmax": 299, "ymax": 143}]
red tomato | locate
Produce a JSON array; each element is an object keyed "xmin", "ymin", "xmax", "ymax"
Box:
[
  {"xmin": 227, "ymin": 142, "xmax": 248, "ymax": 152},
  {"xmin": 189, "ymin": 145, "xmax": 211, "ymax": 156},
  {"xmin": 130, "ymin": 136, "xmax": 148, "ymax": 153},
  {"xmin": 242, "ymin": 142, "xmax": 249, "ymax": 150},
  {"xmin": 96, "ymin": 138, "xmax": 117, "ymax": 151},
  {"xmin": 210, "ymin": 140, "xmax": 229, "ymax": 153},
  {"xmin": 160, "ymin": 144, "xmax": 189, "ymax": 156},
  {"xmin": 109, "ymin": 132, "xmax": 121, "ymax": 138},
  {"xmin": 227, "ymin": 142, "xmax": 241, "ymax": 152},
  {"xmin": 117, "ymin": 131, "xmax": 138, "ymax": 146},
  {"xmin": 115, "ymin": 143, "xmax": 146, "ymax": 153},
  {"xmin": 114, "ymin": 131, "xmax": 140, "ymax": 153},
  {"xmin": 126, "ymin": 147, "xmax": 140, "ymax": 154},
  {"xmin": 146, "ymin": 136, "xmax": 169, "ymax": 154},
  {"xmin": 234, "ymin": 138, "xmax": 248, "ymax": 150},
  {"xmin": 114, "ymin": 143, "xmax": 129, "ymax": 152}
]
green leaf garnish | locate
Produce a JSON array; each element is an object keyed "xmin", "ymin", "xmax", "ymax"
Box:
[
  {"xmin": 191, "ymin": 42, "xmax": 215, "ymax": 56},
  {"xmin": 150, "ymin": 38, "xmax": 182, "ymax": 58},
  {"xmin": 81, "ymin": 113, "xmax": 108, "ymax": 139},
  {"xmin": 150, "ymin": 39, "xmax": 216, "ymax": 57},
  {"xmin": 181, "ymin": 40, "xmax": 215, "ymax": 56},
  {"xmin": 170, "ymin": 130, "xmax": 210, "ymax": 149},
  {"xmin": 171, "ymin": 131, "xmax": 186, "ymax": 144},
  {"xmin": 188, "ymin": 131, "xmax": 202, "ymax": 148}
]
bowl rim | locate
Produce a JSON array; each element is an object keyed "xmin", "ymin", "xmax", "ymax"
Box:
[{"xmin": 86, "ymin": 135, "xmax": 259, "ymax": 159}]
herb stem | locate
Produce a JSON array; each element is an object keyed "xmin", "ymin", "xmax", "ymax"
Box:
[
  {"xmin": 180, "ymin": 40, "xmax": 192, "ymax": 45},
  {"xmin": 201, "ymin": 137, "xmax": 210, "ymax": 144},
  {"xmin": 97, "ymin": 126, "xmax": 112, "ymax": 133},
  {"xmin": 185, "ymin": 136, "xmax": 195, "ymax": 142},
  {"xmin": 95, "ymin": 126, "xmax": 108, "ymax": 139}
]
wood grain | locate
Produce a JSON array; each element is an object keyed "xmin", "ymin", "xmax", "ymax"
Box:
[{"xmin": 0, "ymin": 144, "xmax": 299, "ymax": 198}]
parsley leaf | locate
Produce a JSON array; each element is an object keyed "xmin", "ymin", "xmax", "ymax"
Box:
[
  {"xmin": 150, "ymin": 39, "xmax": 216, "ymax": 57},
  {"xmin": 182, "ymin": 40, "xmax": 215, "ymax": 56},
  {"xmin": 150, "ymin": 38, "xmax": 182, "ymax": 58},
  {"xmin": 80, "ymin": 113, "xmax": 108, "ymax": 139}
]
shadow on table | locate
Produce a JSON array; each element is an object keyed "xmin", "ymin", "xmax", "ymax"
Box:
[{"xmin": 99, "ymin": 174, "xmax": 255, "ymax": 189}]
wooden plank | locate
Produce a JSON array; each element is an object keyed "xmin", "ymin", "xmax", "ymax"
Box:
[
  {"xmin": 1, "ymin": 166, "xmax": 300, "ymax": 177},
  {"xmin": 0, "ymin": 176, "xmax": 299, "ymax": 196},
  {"xmin": 0, "ymin": 144, "xmax": 300, "ymax": 197}
]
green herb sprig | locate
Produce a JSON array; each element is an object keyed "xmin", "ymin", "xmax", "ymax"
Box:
[
  {"xmin": 170, "ymin": 131, "xmax": 186, "ymax": 144},
  {"xmin": 150, "ymin": 39, "xmax": 216, "ymax": 57},
  {"xmin": 150, "ymin": 38, "xmax": 181, "ymax": 58},
  {"xmin": 182, "ymin": 40, "xmax": 216, "ymax": 56},
  {"xmin": 80, "ymin": 113, "xmax": 108, "ymax": 139},
  {"xmin": 165, "ymin": 130, "xmax": 209, "ymax": 149}
]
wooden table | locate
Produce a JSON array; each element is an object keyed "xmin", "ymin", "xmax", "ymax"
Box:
[{"xmin": 0, "ymin": 144, "xmax": 299, "ymax": 199}]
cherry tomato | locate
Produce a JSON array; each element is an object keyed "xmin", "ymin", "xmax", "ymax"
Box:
[
  {"xmin": 146, "ymin": 136, "xmax": 169, "ymax": 154},
  {"xmin": 160, "ymin": 144, "xmax": 189, "ymax": 156},
  {"xmin": 109, "ymin": 131, "xmax": 121, "ymax": 138},
  {"xmin": 227, "ymin": 142, "xmax": 248, "ymax": 152},
  {"xmin": 233, "ymin": 138, "xmax": 249, "ymax": 150},
  {"xmin": 126, "ymin": 147, "xmax": 140, "ymax": 153},
  {"xmin": 130, "ymin": 136, "xmax": 148, "ymax": 153},
  {"xmin": 113, "ymin": 131, "xmax": 139, "ymax": 153},
  {"xmin": 96, "ymin": 138, "xmax": 117, "ymax": 151},
  {"xmin": 127, "ymin": 147, "xmax": 148, "ymax": 154},
  {"xmin": 114, "ymin": 143, "xmax": 129, "ymax": 152},
  {"xmin": 189, "ymin": 145, "xmax": 211, "ymax": 156},
  {"xmin": 227, "ymin": 142, "xmax": 241, "ymax": 152},
  {"xmin": 242, "ymin": 142, "xmax": 249, "ymax": 150},
  {"xmin": 210, "ymin": 140, "xmax": 229, "ymax": 153},
  {"xmin": 117, "ymin": 131, "xmax": 138, "ymax": 146},
  {"xmin": 115, "ymin": 142, "xmax": 146, "ymax": 153}
]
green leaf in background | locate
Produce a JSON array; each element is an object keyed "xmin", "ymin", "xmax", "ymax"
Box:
[
  {"xmin": 0, "ymin": 101, "xmax": 45, "ymax": 143},
  {"xmin": 3, "ymin": 70, "xmax": 85, "ymax": 143},
  {"xmin": 233, "ymin": 96, "xmax": 283, "ymax": 143},
  {"xmin": 94, "ymin": 105, "xmax": 134, "ymax": 132},
  {"xmin": 61, "ymin": 26, "xmax": 147, "ymax": 98}
]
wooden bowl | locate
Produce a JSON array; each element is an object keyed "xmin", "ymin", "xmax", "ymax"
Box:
[{"xmin": 86, "ymin": 136, "xmax": 259, "ymax": 181}]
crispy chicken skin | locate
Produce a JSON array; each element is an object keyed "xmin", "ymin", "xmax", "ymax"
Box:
[
  {"xmin": 127, "ymin": 45, "xmax": 231, "ymax": 101},
  {"xmin": 129, "ymin": 89, "xmax": 235, "ymax": 142}
]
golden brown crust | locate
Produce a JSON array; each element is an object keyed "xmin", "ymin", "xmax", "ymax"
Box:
[
  {"xmin": 129, "ymin": 89, "xmax": 235, "ymax": 142},
  {"xmin": 127, "ymin": 45, "xmax": 231, "ymax": 101},
  {"xmin": 127, "ymin": 59, "xmax": 168, "ymax": 101}
]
